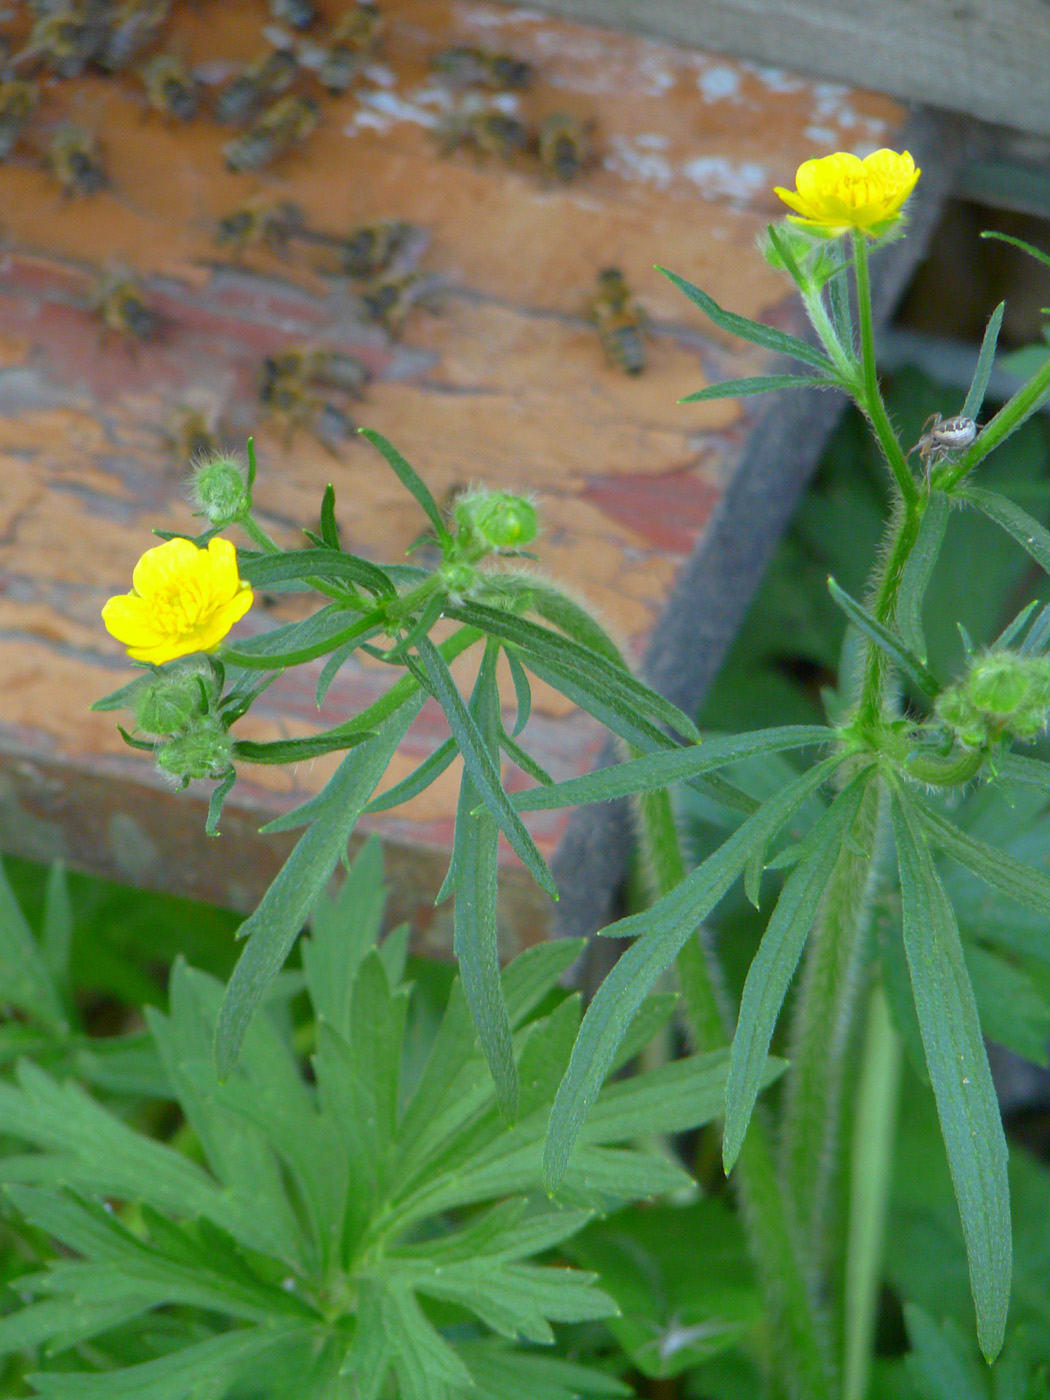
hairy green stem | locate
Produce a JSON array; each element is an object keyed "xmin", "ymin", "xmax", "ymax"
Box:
[
  {"xmin": 852, "ymin": 231, "xmax": 918, "ymax": 507},
  {"xmin": 843, "ymin": 983, "xmax": 902, "ymax": 1400},
  {"xmin": 637, "ymin": 788, "xmax": 835, "ymax": 1400}
]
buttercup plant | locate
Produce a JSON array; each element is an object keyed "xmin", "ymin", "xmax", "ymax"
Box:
[{"xmin": 68, "ymin": 147, "xmax": 1050, "ymax": 1398}]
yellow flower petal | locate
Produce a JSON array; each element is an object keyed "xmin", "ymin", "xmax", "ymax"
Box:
[
  {"xmin": 774, "ymin": 148, "xmax": 920, "ymax": 238},
  {"xmin": 102, "ymin": 536, "xmax": 254, "ymax": 664}
]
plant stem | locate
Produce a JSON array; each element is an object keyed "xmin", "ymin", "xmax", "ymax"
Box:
[
  {"xmin": 843, "ymin": 983, "xmax": 902, "ymax": 1400},
  {"xmin": 857, "ymin": 502, "xmax": 923, "ymax": 731},
  {"xmin": 852, "ymin": 231, "xmax": 918, "ymax": 507},
  {"xmin": 638, "ymin": 788, "xmax": 835, "ymax": 1400},
  {"xmin": 239, "ymin": 511, "xmax": 281, "ymax": 553}
]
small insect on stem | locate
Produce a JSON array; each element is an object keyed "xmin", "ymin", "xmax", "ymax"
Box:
[{"xmin": 909, "ymin": 411, "xmax": 977, "ymax": 489}]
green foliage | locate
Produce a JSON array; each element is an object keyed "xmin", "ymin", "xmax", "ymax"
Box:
[{"xmin": 0, "ymin": 843, "xmax": 752, "ymax": 1398}]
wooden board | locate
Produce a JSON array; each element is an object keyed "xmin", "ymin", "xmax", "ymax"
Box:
[
  {"xmin": 491, "ymin": 0, "xmax": 1050, "ymax": 140},
  {"xmin": 0, "ymin": 0, "xmax": 906, "ymax": 951}
]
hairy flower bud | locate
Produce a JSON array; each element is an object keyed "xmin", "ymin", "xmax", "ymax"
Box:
[
  {"xmin": 456, "ymin": 491, "xmax": 538, "ymax": 552},
  {"xmin": 935, "ymin": 651, "xmax": 1050, "ymax": 749},
  {"xmin": 190, "ymin": 452, "xmax": 250, "ymax": 526},
  {"xmin": 134, "ymin": 658, "xmax": 220, "ymax": 735},
  {"xmin": 155, "ymin": 715, "xmax": 233, "ymax": 781}
]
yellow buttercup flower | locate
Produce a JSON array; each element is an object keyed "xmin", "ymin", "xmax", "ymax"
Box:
[
  {"xmin": 102, "ymin": 537, "xmax": 253, "ymax": 665},
  {"xmin": 774, "ymin": 149, "xmax": 920, "ymax": 238}
]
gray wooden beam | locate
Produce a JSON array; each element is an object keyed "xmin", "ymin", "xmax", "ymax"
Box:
[{"xmin": 494, "ymin": 0, "xmax": 1050, "ymax": 139}]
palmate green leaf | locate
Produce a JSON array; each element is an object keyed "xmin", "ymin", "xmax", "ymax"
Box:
[
  {"xmin": 460, "ymin": 1341, "xmax": 631, "ymax": 1400},
  {"xmin": 915, "ymin": 797, "xmax": 1050, "ymax": 920},
  {"xmin": 221, "ymin": 602, "xmax": 384, "ymax": 669},
  {"xmin": 0, "ymin": 858, "xmax": 67, "ymax": 1033},
  {"xmin": 448, "ymin": 600, "xmax": 700, "ymax": 742},
  {"xmin": 239, "ymin": 546, "xmax": 395, "ymax": 601},
  {"xmin": 962, "ymin": 301, "xmax": 1006, "ymax": 422},
  {"xmin": 215, "ymin": 693, "xmax": 424, "ymax": 1079},
  {"xmin": 417, "ymin": 635, "xmax": 557, "ymax": 901},
  {"xmin": 301, "ymin": 837, "xmax": 387, "ymax": 1038},
  {"xmin": 965, "ymin": 943, "xmax": 1050, "ymax": 1067},
  {"xmin": 960, "ymin": 486, "xmax": 1050, "ymax": 575},
  {"xmin": 380, "ymin": 1283, "xmax": 474, "ymax": 1400},
  {"xmin": 657, "ymin": 265, "xmax": 835, "ymax": 372},
  {"xmin": 359, "ymin": 429, "xmax": 452, "ymax": 545},
  {"xmin": 903, "ymin": 1304, "xmax": 990, "ymax": 1400},
  {"xmin": 723, "ymin": 772, "xmax": 871, "ymax": 1171},
  {"xmin": 679, "ymin": 373, "xmax": 834, "ymax": 404},
  {"xmin": 897, "ymin": 492, "xmax": 950, "ymax": 664},
  {"xmin": 0, "ymin": 1292, "xmax": 146, "ymax": 1360},
  {"xmin": 513, "ymin": 725, "xmax": 836, "ymax": 812},
  {"xmin": 27, "ymin": 1322, "xmax": 310, "ymax": 1400},
  {"xmin": 543, "ymin": 754, "xmax": 845, "ymax": 1190},
  {"xmin": 891, "ymin": 788, "xmax": 1011, "ymax": 1361},
  {"xmin": 828, "ymin": 577, "xmax": 940, "ymax": 696}
]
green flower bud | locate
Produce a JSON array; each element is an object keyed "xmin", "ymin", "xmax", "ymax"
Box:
[
  {"xmin": 134, "ymin": 658, "xmax": 220, "ymax": 734},
  {"xmin": 155, "ymin": 715, "xmax": 233, "ymax": 781},
  {"xmin": 456, "ymin": 491, "xmax": 538, "ymax": 551},
  {"xmin": 189, "ymin": 452, "xmax": 249, "ymax": 526},
  {"xmin": 441, "ymin": 561, "xmax": 478, "ymax": 600},
  {"xmin": 935, "ymin": 651, "xmax": 1050, "ymax": 749}
]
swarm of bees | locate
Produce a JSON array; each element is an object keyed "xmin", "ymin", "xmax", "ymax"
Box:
[
  {"xmin": 587, "ymin": 267, "xmax": 649, "ymax": 376},
  {"xmin": 16, "ymin": 1, "xmax": 170, "ymax": 79}
]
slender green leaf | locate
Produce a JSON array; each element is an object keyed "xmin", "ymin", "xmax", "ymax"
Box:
[
  {"xmin": 960, "ymin": 485, "xmax": 1050, "ymax": 576},
  {"xmin": 521, "ymin": 652, "xmax": 679, "ymax": 755},
  {"xmin": 679, "ymin": 373, "xmax": 832, "ymax": 404},
  {"xmin": 240, "ymin": 546, "xmax": 394, "ymax": 600},
  {"xmin": 828, "ymin": 576, "xmax": 940, "ymax": 696},
  {"xmin": 222, "ymin": 604, "xmax": 384, "ymax": 670},
  {"xmin": 363, "ymin": 737, "xmax": 457, "ymax": 814},
  {"xmin": 446, "ymin": 601, "xmax": 700, "ymax": 741},
  {"xmin": 232, "ymin": 730, "xmax": 374, "ymax": 765},
  {"xmin": 359, "ymin": 429, "xmax": 451, "ymax": 543},
  {"xmin": 417, "ymin": 636, "xmax": 557, "ymax": 900},
  {"xmin": 453, "ymin": 644, "xmax": 518, "ymax": 1118},
  {"xmin": 499, "ymin": 730, "xmax": 553, "ymax": 787},
  {"xmin": 319, "ymin": 482, "xmax": 339, "ymax": 548},
  {"xmin": 993, "ymin": 600, "xmax": 1039, "ymax": 650},
  {"xmin": 205, "ymin": 767, "xmax": 237, "ymax": 836},
  {"xmin": 477, "ymin": 574, "xmax": 625, "ymax": 665},
  {"xmin": 514, "ymin": 725, "xmax": 836, "ymax": 812},
  {"xmin": 543, "ymin": 756, "xmax": 845, "ymax": 1189},
  {"xmin": 916, "ymin": 796, "xmax": 1050, "ymax": 919},
  {"xmin": 316, "ymin": 638, "xmax": 356, "ymax": 704},
  {"xmin": 891, "ymin": 789, "xmax": 1011, "ymax": 1361},
  {"xmin": 897, "ymin": 492, "xmax": 949, "ymax": 664},
  {"xmin": 724, "ymin": 774, "xmax": 870, "ymax": 1171},
  {"xmin": 962, "ymin": 302, "xmax": 1005, "ymax": 421},
  {"xmin": 657, "ymin": 264, "xmax": 835, "ymax": 371},
  {"xmin": 980, "ymin": 230, "xmax": 1050, "ymax": 273},
  {"xmin": 995, "ymin": 751, "xmax": 1050, "ymax": 790},
  {"xmin": 90, "ymin": 670, "xmax": 151, "ymax": 712},
  {"xmin": 506, "ymin": 646, "xmax": 532, "ymax": 736},
  {"xmin": 215, "ymin": 696, "xmax": 424, "ymax": 1077},
  {"xmin": 381, "ymin": 593, "xmax": 446, "ymax": 663},
  {"xmin": 1020, "ymin": 600, "xmax": 1050, "ymax": 654}
]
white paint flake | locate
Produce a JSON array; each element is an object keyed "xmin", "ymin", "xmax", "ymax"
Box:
[
  {"xmin": 681, "ymin": 156, "xmax": 767, "ymax": 204},
  {"xmin": 696, "ymin": 64, "xmax": 742, "ymax": 103}
]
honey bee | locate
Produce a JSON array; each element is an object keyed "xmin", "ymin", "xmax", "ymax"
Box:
[
  {"xmin": 436, "ymin": 108, "xmax": 529, "ymax": 162},
  {"xmin": 97, "ymin": 0, "xmax": 170, "ymax": 73},
  {"xmin": 537, "ymin": 112, "xmax": 596, "ymax": 183},
  {"xmin": 91, "ymin": 270, "xmax": 160, "ymax": 344},
  {"xmin": 265, "ymin": 346, "xmax": 371, "ymax": 397},
  {"xmin": 18, "ymin": 8, "xmax": 102, "ymax": 77},
  {"xmin": 337, "ymin": 219, "xmax": 422, "ymax": 278},
  {"xmin": 213, "ymin": 48, "xmax": 297, "ymax": 125},
  {"xmin": 141, "ymin": 54, "xmax": 199, "ymax": 120},
  {"xmin": 429, "ymin": 44, "xmax": 532, "ymax": 91},
  {"xmin": 319, "ymin": 3, "xmax": 382, "ymax": 93},
  {"xmin": 224, "ymin": 94, "xmax": 319, "ymax": 172},
  {"xmin": 360, "ymin": 269, "xmax": 432, "ymax": 334},
  {"xmin": 910, "ymin": 412, "xmax": 977, "ymax": 485},
  {"xmin": 166, "ymin": 405, "xmax": 222, "ymax": 463},
  {"xmin": 47, "ymin": 125, "xmax": 108, "ymax": 195},
  {"xmin": 259, "ymin": 356, "xmax": 354, "ymax": 452},
  {"xmin": 0, "ymin": 81, "xmax": 38, "ymax": 160},
  {"xmin": 214, "ymin": 199, "xmax": 304, "ymax": 257},
  {"xmin": 270, "ymin": 0, "xmax": 318, "ymax": 30},
  {"xmin": 588, "ymin": 267, "xmax": 647, "ymax": 375}
]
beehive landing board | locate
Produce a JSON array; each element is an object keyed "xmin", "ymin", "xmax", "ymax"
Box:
[{"xmin": 0, "ymin": 0, "xmax": 909, "ymax": 956}]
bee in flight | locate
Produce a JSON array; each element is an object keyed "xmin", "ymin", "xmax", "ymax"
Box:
[
  {"xmin": 213, "ymin": 48, "xmax": 298, "ymax": 126},
  {"xmin": 0, "ymin": 80, "xmax": 37, "ymax": 160},
  {"xmin": 318, "ymin": 3, "xmax": 382, "ymax": 94},
  {"xmin": 587, "ymin": 267, "xmax": 648, "ymax": 376},
  {"xmin": 429, "ymin": 44, "xmax": 532, "ymax": 91},
  {"xmin": 435, "ymin": 107, "xmax": 530, "ymax": 163},
  {"xmin": 90, "ymin": 270, "xmax": 160, "ymax": 345},
  {"xmin": 224, "ymin": 94, "xmax": 319, "ymax": 172},
  {"xmin": 141, "ymin": 54, "xmax": 199, "ymax": 121},
  {"xmin": 214, "ymin": 199, "xmax": 304, "ymax": 258},
  {"xmin": 47, "ymin": 125, "xmax": 108, "ymax": 196},
  {"xmin": 537, "ymin": 112, "xmax": 596, "ymax": 183}
]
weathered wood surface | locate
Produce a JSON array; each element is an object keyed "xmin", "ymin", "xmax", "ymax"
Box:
[
  {"xmin": 493, "ymin": 0, "xmax": 1050, "ymax": 140},
  {"xmin": 0, "ymin": 0, "xmax": 906, "ymax": 951}
]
